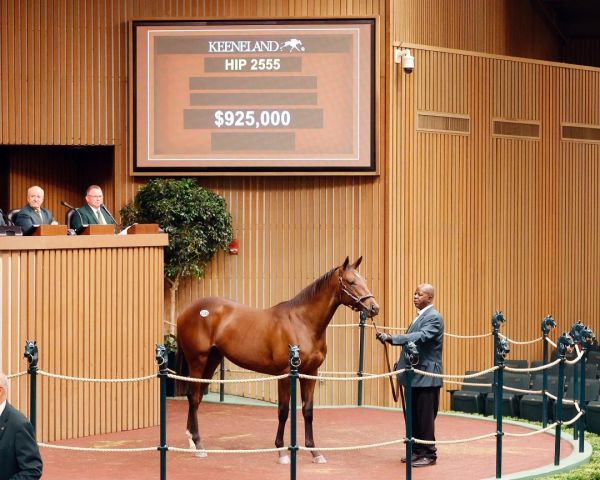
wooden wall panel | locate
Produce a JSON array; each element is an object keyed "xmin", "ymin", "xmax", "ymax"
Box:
[
  {"xmin": 395, "ymin": 0, "xmax": 559, "ymax": 61},
  {"xmin": 0, "ymin": 238, "xmax": 165, "ymax": 442},
  {"xmin": 388, "ymin": 43, "xmax": 600, "ymax": 410}
]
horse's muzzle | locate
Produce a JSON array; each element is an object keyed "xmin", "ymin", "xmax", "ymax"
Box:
[{"xmin": 365, "ymin": 301, "xmax": 380, "ymax": 317}]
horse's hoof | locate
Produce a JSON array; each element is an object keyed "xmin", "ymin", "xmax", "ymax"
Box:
[
  {"xmin": 277, "ymin": 455, "xmax": 290, "ymax": 465},
  {"xmin": 312, "ymin": 455, "xmax": 327, "ymax": 464}
]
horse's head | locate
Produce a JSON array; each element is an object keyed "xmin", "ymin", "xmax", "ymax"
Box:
[{"xmin": 338, "ymin": 256, "xmax": 380, "ymax": 318}]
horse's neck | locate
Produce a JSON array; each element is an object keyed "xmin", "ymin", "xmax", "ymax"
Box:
[{"xmin": 291, "ymin": 278, "xmax": 341, "ymax": 334}]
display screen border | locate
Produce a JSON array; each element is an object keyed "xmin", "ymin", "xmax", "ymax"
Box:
[{"xmin": 130, "ymin": 17, "xmax": 379, "ymax": 176}]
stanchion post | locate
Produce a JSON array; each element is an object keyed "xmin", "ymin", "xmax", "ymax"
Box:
[
  {"xmin": 541, "ymin": 315, "xmax": 555, "ymax": 428},
  {"xmin": 220, "ymin": 358, "xmax": 225, "ymax": 402},
  {"xmin": 554, "ymin": 333, "xmax": 572, "ymax": 466},
  {"xmin": 23, "ymin": 341, "xmax": 39, "ymax": 432},
  {"xmin": 569, "ymin": 322, "xmax": 583, "ymax": 441},
  {"xmin": 156, "ymin": 344, "xmax": 169, "ymax": 480},
  {"xmin": 578, "ymin": 344, "xmax": 586, "ymax": 450},
  {"xmin": 403, "ymin": 342, "xmax": 418, "ymax": 480},
  {"xmin": 495, "ymin": 337, "xmax": 509, "ymax": 479},
  {"xmin": 570, "ymin": 321, "xmax": 595, "ymax": 453},
  {"xmin": 357, "ymin": 311, "xmax": 366, "ymax": 406},
  {"xmin": 491, "ymin": 311, "xmax": 505, "ymax": 421},
  {"xmin": 289, "ymin": 345, "xmax": 301, "ymax": 480}
]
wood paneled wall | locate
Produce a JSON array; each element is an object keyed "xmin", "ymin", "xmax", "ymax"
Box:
[
  {"xmin": 394, "ymin": 0, "xmax": 560, "ymax": 61},
  {"xmin": 0, "ymin": 235, "xmax": 166, "ymax": 441},
  {"xmin": 3, "ymin": 0, "xmax": 598, "ymax": 415},
  {"xmin": 388, "ymin": 44, "xmax": 600, "ymax": 408}
]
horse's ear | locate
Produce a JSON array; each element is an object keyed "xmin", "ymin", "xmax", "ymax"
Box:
[
  {"xmin": 353, "ymin": 256, "xmax": 363, "ymax": 269},
  {"xmin": 342, "ymin": 257, "xmax": 350, "ymax": 270}
]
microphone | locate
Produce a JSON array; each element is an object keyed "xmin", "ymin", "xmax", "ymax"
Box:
[
  {"xmin": 100, "ymin": 204, "xmax": 117, "ymax": 224},
  {"xmin": 60, "ymin": 200, "xmax": 86, "ymax": 232}
]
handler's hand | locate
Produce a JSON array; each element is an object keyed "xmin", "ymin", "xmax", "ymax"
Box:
[{"xmin": 376, "ymin": 332, "xmax": 391, "ymax": 344}]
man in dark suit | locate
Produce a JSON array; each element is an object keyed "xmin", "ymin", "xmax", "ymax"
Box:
[
  {"xmin": 70, "ymin": 185, "xmax": 117, "ymax": 234},
  {"xmin": 0, "ymin": 372, "xmax": 43, "ymax": 479},
  {"xmin": 14, "ymin": 185, "xmax": 58, "ymax": 235},
  {"xmin": 0, "ymin": 212, "xmax": 5, "ymax": 226},
  {"xmin": 376, "ymin": 283, "xmax": 444, "ymax": 467}
]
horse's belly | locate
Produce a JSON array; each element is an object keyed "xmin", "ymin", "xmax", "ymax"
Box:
[{"xmin": 226, "ymin": 354, "xmax": 288, "ymax": 376}]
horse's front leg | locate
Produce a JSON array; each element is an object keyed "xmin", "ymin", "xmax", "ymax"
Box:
[
  {"xmin": 301, "ymin": 375, "xmax": 326, "ymax": 463},
  {"xmin": 275, "ymin": 377, "xmax": 291, "ymax": 464}
]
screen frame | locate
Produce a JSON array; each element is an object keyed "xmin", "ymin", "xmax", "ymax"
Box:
[{"xmin": 129, "ymin": 17, "xmax": 379, "ymax": 176}]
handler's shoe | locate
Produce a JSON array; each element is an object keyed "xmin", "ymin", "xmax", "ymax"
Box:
[
  {"xmin": 412, "ymin": 457, "xmax": 436, "ymax": 467},
  {"xmin": 400, "ymin": 455, "xmax": 420, "ymax": 463}
]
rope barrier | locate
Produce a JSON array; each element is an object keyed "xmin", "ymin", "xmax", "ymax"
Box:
[
  {"xmin": 329, "ymin": 323, "xmax": 407, "ymax": 332},
  {"xmin": 498, "ymin": 333, "xmax": 543, "ymax": 345},
  {"xmin": 504, "ymin": 423, "xmax": 558, "ymax": 437},
  {"xmin": 503, "ymin": 386, "xmax": 535, "ymax": 395},
  {"xmin": 169, "ymin": 446, "xmax": 286, "ymax": 454},
  {"xmin": 38, "ymin": 370, "xmax": 157, "ymax": 383},
  {"xmin": 565, "ymin": 347, "xmax": 585, "ymax": 365},
  {"xmin": 21, "ymin": 320, "xmax": 592, "ymax": 477},
  {"xmin": 444, "ymin": 332, "xmax": 492, "ymax": 339},
  {"xmin": 505, "ymin": 358, "xmax": 561, "ymax": 373},
  {"xmin": 545, "ymin": 337, "xmax": 558, "ymax": 348},
  {"xmin": 414, "ymin": 432, "xmax": 497, "ymax": 445},
  {"xmin": 415, "ymin": 367, "xmax": 499, "ymax": 379},
  {"xmin": 38, "ymin": 443, "xmax": 156, "ymax": 453},
  {"xmin": 167, "ymin": 372, "xmax": 288, "ymax": 384},
  {"xmin": 224, "ymin": 368, "xmax": 377, "ymax": 377},
  {"xmin": 563, "ymin": 410, "xmax": 585, "ymax": 426},
  {"xmin": 444, "ymin": 380, "xmax": 493, "ymax": 388},
  {"xmin": 298, "ymin": 370, "xmax": 405, "ymax": 381},
  {"xmin": 299, "ymin": 438, "xmax": 406, "ymax": 452}
]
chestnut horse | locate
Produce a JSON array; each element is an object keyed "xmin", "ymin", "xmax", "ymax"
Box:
[{"xmin": 176, "ymin": 257, "xmax": 379, "ymax": 463}]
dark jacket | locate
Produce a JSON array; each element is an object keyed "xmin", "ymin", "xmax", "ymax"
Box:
[
  {"xmin": 0, "ymin": 402, "xmax": 43, "ymax": 479},
  {"xmin": 70, "ymin": 204, "xmax": 116, "ymax": 233},
  {"xmin": 390, "ymin": 306, "xmax": 444, "ymax": 388},
  {"xmin": 13, "ymin": 205, "xmax": 55, "ymax": 236}
]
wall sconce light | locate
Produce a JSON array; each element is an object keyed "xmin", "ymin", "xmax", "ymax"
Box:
[{"xmin": 228, "ymin": 239, "xmax": 239, "ymax": 255}]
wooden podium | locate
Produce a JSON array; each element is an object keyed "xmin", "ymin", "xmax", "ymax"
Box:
[
  {"xmin": 126, "ymin": 223, "xmax": 159, "ymax": 234},
  {"xmin": 1, "ymin": 233, "xmax": 168, "ymax": 442},
  {"xmin": 80, "ymin": 224, "xmax": 116, "ymax": 235},
  {"xmin": 31, "ymin": 224, "xmax": 68, "ymax": 236}
]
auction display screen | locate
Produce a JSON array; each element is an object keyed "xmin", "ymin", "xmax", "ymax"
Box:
[{"xmin": 131, "ymin": 19, "xmax": 377, "ymax": 174}]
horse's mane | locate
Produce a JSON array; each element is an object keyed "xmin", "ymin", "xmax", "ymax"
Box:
[{"xmin": 279, "ymin": 266, "xmax": 338, "ymax": 308}]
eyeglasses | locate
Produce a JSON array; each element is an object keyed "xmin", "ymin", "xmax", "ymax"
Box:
[{"xmin": 87, "ymin": 195, "xmax": 103, "ymax": 198}]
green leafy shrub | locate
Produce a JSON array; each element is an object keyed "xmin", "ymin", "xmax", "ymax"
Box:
[{"xmin": 121, "ymin": 178, "xmax": 233, "ymax": 328}]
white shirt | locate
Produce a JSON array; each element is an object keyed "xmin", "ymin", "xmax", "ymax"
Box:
[
  {"xmin": 0, "ymin": 399, "xmax": 6, "ymax": 416},
  {"xmin": 416, "ymin": 304, "xmax": 434, "ymax": 319}
]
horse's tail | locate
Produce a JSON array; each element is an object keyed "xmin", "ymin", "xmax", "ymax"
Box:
[{"xmin": 175, "ymin": 343, "xmax": 189, "ymax": 396}]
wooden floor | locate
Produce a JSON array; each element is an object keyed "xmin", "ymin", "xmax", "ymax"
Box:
[{"xmin": 40, "ymin": 399, "xmax": 577, "ymax": 479}]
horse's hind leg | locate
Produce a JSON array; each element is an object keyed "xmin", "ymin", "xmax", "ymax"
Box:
[
  {"xmin": 275, "ymin": 377, "xmax": 291, "ymax": 464},
  {"xmin": 301, "ymin": 375, "xmax": 326, "ymax": 463},
  {"xmin": 186, "ymin": 347, "xmax": 224, "ymax": 457}
]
